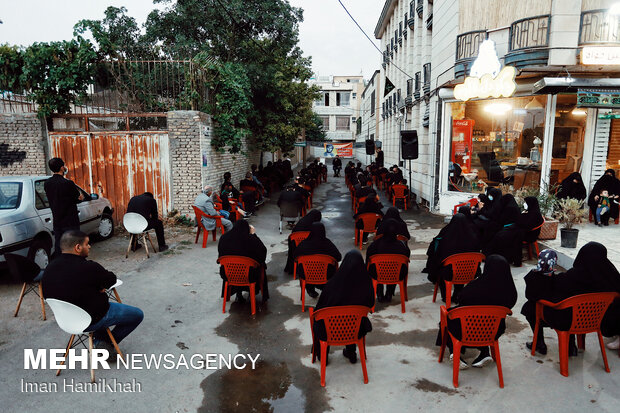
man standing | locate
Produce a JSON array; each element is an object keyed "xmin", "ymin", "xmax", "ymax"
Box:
[
  {"xmin": 194, "ymin": 186, "xmax": 233, "ymax": 232},
  {"xmin": 44, "ymin": 157, "xmax": 84, "ymax": 256},
  {"xmin": 42, "ymin": 230, "xmax": 143, "ymax": 353},
  {"xmin": 127, "ymin": 192, "xmax": 169, "ymax": 252},
  {"xmin": 375, "ymin": 146, "xmax": 384, "ymax": 168}
]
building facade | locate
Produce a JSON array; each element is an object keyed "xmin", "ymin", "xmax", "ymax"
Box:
[
  {"xmin": 375, "ymin": 0, "xmax": 620, "ymax": 213},
  {"xmin": 356, "ymin": 70, "xmax": 382, "ymax": 162}
]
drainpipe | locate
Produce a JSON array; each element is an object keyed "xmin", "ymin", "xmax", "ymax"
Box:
[{"xmin": 433, "ymin": 98, "xmax": 443, "ymax": 210}]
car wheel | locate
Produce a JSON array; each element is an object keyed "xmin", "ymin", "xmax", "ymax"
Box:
[
  {"xmin": 28, "ymin": 239, "xmax": 51, "ymax": 269},
  {"xmin": 97, "ymin": 213, "xmax": 114, "ymax": 240}
]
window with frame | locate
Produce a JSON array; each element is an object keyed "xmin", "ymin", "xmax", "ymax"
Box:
[
  {"xmin": 371, "ymin": 91, "xmax": 376, "ymax": 116},
  {"xmin": 335, "ymin": 116, "xmax": 351, "ymax": 130},
  {"xmin": 34, "ymin": 180, "xmax": 49, "ymax": 210},
  {"xmin": 337, "ymin": 92, "xmax": 350, "ymax": 106},
  {"xmin": 319, "ymin": 116, "xmax": 330, "ymax": 130}
]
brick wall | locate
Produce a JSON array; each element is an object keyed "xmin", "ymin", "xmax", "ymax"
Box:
[
  {"xmin": 0, "ymin": 113, "xmax": 47, "ymax": 176},
  {"xmin": 167, "ymin": 111, "xmax": 261, "ymax": 215}
]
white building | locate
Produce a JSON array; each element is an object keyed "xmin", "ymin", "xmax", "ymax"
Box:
[{"xmin": 357, "ymin": 70, "xmax": 382, "ymax": 162}]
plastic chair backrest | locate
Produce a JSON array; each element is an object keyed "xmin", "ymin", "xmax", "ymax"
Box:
[
  {"xmin": 311, "ymin": 305, "xmax": 370, "ymax": 344},
  {"xmin": 5, "ymin": 253, "xmax": 40, "ymax": 283},
  {"xmin": 442, "ymin": 252, "xmax": 485, "ymax": 283},
  {"xmin": 453, "ymin": 198, "xmax": 478, "ymax": 215},
  {"xmin": 46, "ymin": 298, "xmax": 92, "ymax": 334},
  {"xmin": 542, "ymin": 292, "xmax": 620, "ymax": 333},
  {"xmin": 392, "ymin": 184, "xmax": 408, "ymax": 197},
  {"xmin": 217, "ymin": 256, "xmax": 260, "ymax": 284},
  {"xmin": 289, "ymin": 231, "xmax": 311, "ymax": 247},
  {"xmin": 530, "ymin": 218, "xmax": 545, "ymax": 232},
  {"xmin": 280, "ymin": 201, "xmax": 302, "ymax": 219},
  {"xmin": 295, "ymin": 254, "xmax": 338, "ymax": 283},
  {"xmin": 357, "ymin": 213, "xmax": 383, "ymax": 231},
  {"xmin": 123, "ymin": 213, "xmax": 148, "ymax": 234},
  {"xmin": 368, "ymin": 254, "xmax": 409, "ymax": 283},
  {"xmin": 192, "ymin": 205, "xmax": 208, "ymax": 230},
  {"xmin": 448, "ymin": 305, "xmax": 512, "ymax": 346}
]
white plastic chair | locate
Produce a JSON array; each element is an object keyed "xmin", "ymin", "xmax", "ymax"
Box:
[
  {"xmin": 123, "ymin": 212, "xmax": 157, "ymax": 258},
  {"xmin": 107, "ymin": 279, "xmax": 123, "ymax": 303},
  {"xmin": 46, "ymin": 298, "xmax": 123, "ymax": 383}
]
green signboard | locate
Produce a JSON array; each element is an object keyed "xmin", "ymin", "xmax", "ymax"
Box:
[
  {"xmin": 577, "ymin": 90, "xmax": 620, "ymax": 108},
  {"xmin": 294, "ymin": 141, "xmax": 307, "ymax": 147}
]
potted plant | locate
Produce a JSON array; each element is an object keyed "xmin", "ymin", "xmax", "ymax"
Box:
[{"xmin": 555, "ymin": 198, "xmax": 587, "ymax": 248}]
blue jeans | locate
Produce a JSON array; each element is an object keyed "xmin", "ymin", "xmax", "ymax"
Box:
[
  {"xmin": 87, "ymin": 302, "xmax": 144, "ymax": 344},
  {"xmin": 596, "ymin": 206, "xmax": 608, "ymax": 224},
  {"xmin": 219, "ymin": 210, "xmax": 230, "ymax": 219}
]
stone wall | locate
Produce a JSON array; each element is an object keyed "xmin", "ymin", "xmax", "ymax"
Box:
[
  {"xmin": 0, "ymin": 113, "xmax": 47, "ymax": 176},
  {"xmin": 167, "ymin": 111, "xmax": 261, "ymax": 215}
]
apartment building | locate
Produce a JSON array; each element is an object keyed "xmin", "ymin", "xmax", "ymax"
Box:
[{"xmin": 356, "ymin": 70, "xmax": 382, "ymax": 161}]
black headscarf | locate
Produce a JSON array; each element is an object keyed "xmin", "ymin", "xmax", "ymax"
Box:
[
  {"xmin": 355, "ymin": 196, "xmax": 383, "ymax": 217},
  {"xmin": 478, "ymin": 187, "xmax": 502, "ymax": 220},
  {"xmin": 497, "ymin": 194, "xmax": 520, "ymax": 226},
  {"xmin": 293, "ymin": 222, "xmax": 341, "ymax": 261},
  {"xmin": 557, "ymin": 172, "xmax": 587, "ymax": 201},
  {"xmin": 457, "ymin": 254, "xmax": 517, "ymax": 309},
  {"xmin": 588, "ymin": 169, "xmax": 620, "ymax": 209},
  {"xmin": 377, "ymin": 207, "xmax": 410, "ymax": 239},
  {"xmin": 367, "ymin": 219, "xmax": 411, "ymax": 259},
  {"xmin": 436, "ymin": 213, "xmax": 480, "ymax": 260},
  {"xmin": 517, "ymin": 196, "xmax": 544, "ymax": 231},
  {"xmin": 316, "ymin": 250, "xmax": 375, "ymax": 310},
  {"xmin": 293, "ymin": 209, "xmax": 322, "ymax": 232},
  {"xmin": 218, "ymin": 219, "xmax": 267, "ymax": 264}
]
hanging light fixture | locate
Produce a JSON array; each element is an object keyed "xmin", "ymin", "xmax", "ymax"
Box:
[{"xmin": 525, "ymin": 97, "xmax": 544, "ymax": 110}]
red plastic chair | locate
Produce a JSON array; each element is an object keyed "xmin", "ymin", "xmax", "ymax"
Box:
[
  {"xmin": 391, "ymin": 184, "xmax": 409, "ymax": 210},
  {"xmin": 303, "ymin": 185, "xmax": 313, "ymax": 208},
  {"xmin": 523, "ymin": 219, "xmax": 545, "ymax": 260},
  {"xmin": 438, "ymin": 305, "xmax": 512, "ymax": 388},
  {"xmin": 368, "ymin": 254, "xmax": 410, "ymax": 313},
  {"xmin": 309, "ymin": 305, "xmax": 370, "ymax": 387},
  {"xmin": 217, "ymin": 256, "xmax": 264, "ymax": 315},
  {"xmin": 354, "ymin": 196, "xmax": 368, "ymax": 214},
  {"xmin": 289, "ymin": 231, "xmax": 311, "ymax": 279},
  {"xmin": 433, "ymin": 252, "xmax": 485, "ymax": 308},
  {"xmin": 355, "ymin": 213, "xmax": 382, "ymax": 250},
  {"xmin": 453, "ymin": 198, "xmax": 478, "ymax": 215},
  {"xmin": 294, "ymin": 254, "xmax": 338, "ymax": 311},
  {"xmin": 192, "ymin": 205, "xmax": 226, "ymax": 248},
  {"xmin": 588, "ymin": 209, "xmax": 620, "ymax": 224},
  {"xmin": 531, "ymin": 292, "xmax": 620, "ymax": 377}
]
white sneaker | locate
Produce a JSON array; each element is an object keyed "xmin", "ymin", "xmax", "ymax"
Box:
[
  {"xmin": 607, "ymin": 336, "xmax": 620, "ymax": 350},
  {"xmin": 472, "ymin": 355, "xmax": 493, "ymax": 368}
]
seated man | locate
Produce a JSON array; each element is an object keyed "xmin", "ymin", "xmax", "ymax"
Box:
[
  {"xmin": 194, "ymin": 186, "xmax": 233, "ymax": 232},
  {"xmin": 240, "ymin": 172, "xmax": 262, "ymax": 206},
  {"xmin": 42, "ymin": 230, "xmax": 143, "ymax": 354},
  {"xmin": 356, "ymin": 177, "xmax": 377, "ymax": 199},
  {"xmin": 127, "ymin": 192, "xmax": 168, "ymax": 252}
]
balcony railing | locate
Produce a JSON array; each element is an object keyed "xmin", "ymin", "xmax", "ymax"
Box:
[
  {"xmin": 414, "ymin": 72, "xmax": 421, "ymax": 100},
  {"xmin": 426, "ymin": 12, "xmax": 433, "ymax": 29},
  {"xmin": 423, "ymin": 63, "xmax": 431, "ymax": 95},
  {"xmin": 416, "ymin": 0, "xmax": 424, "ymax": 18},
  {"xmin": 579, "ymin": 9, "xmax": 620, "ymax": 45},
  {"xmin": 509, "ymin": 15, "xmax": 550, "ymax": 52},
  {"xmin": 455, "ymin": 30, "xmax": 487, "ymax": 77}
]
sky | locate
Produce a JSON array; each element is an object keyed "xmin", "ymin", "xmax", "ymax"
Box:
[{"xmin": 0, "ymin": 0, "xmax": 382, "ymax": 80}]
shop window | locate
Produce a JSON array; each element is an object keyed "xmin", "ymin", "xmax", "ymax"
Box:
[
  {"xmin": 447, "ymin": 96, "xmax": 547, "ymax": 193},
  {"xmin": 549, "ymin": 94, "xmax": 587, "ymax": 187}
]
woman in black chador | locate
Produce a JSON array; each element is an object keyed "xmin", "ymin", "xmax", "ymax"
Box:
[
  {"xmin": 473, "ymin": 187, "xmax": 503, "ymax": 244},
  {"xmin": 424, "ymin": 213, "xmax": 481, "ymax": 303},
  {"xmin": 284, "ymin": 209, "xmax": 322, "ymax": 274},
  {"xmin": 293, "ymin": 222, "xmax": 342, "ymax": 298},
  {"xmin": 484, "ymin": 196, "xmax": 544, "ymax": 266},
  {"xmin": 587, "ymin": 169, "xmax": 620, "ymax": 225},
  {"xmin": 354, "ymin": 196, "xmax": 384, "ymax": 243},
  {"xmin": 376, "ymin": 207, "xmax": 411, "ymax": 240},
  {"xmin": 367, "ymin": 218, "xmax": 411, "ymax": 302},
  {"xmin": 436, "ymin": 254, "xmax": 517, "ymax": 369},
  {"xmin": 556, "ymin": 172, "xmax": 587, "ymax": 201},
  {"xmin": 217, "ymin": 220, "xmax": 269, "ymax": 302},
  {"xmin": 522, "ymin": 243, "xmax": 620, "ymax": 356},
  {"xmin": 313, "ymin": 250, "xmax": 375, "ymax": 364}
]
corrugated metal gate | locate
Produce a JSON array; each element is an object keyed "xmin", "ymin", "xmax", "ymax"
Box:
[{"xmin": 49, "ymin": 132, "xmax": 171, "ymax": 224}]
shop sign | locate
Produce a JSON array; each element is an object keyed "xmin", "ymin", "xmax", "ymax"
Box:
[
  {"xmin": 293, "ymin": 141, "xmax": 307, "ymax": 147},
  {"xmin": 581, "ymin": 46, "xmax": 620, "ymax": 65},
  {"xmin": 577, "ymin": 90, "xmax": 620, "ymax": 108},
  {"xmin": 454, "ymin": 40, "xmax": 517, "ymax": 101}
]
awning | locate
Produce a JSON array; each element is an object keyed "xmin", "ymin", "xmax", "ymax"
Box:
[{"xmin": 532, "ymin": 77, "xmax": 620, "ymax": 94}]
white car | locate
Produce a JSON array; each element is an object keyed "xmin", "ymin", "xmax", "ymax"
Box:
[{"xmin": 0, "ymin": 176, "xmax": 114, "ymax": 268}]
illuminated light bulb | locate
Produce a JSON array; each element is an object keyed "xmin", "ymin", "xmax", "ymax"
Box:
[
  {"xmin": 572, "ymin": 108, "xmax": 587, "ymax": 116},
  {"xmin": 484, "ymin": 102, "xmax": 512, "ymax": 115}
]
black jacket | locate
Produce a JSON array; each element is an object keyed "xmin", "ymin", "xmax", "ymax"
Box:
[
  {"xmin": 42, "ymin": 254, "xmax": 117, "ymax": 324},
  {"xmin": 127, "ymin": 194, "xmax": 159, "ymax": 221},
  {"xmin": 44, "ymin": 174, "xmax": 81, "ymax": 229}
]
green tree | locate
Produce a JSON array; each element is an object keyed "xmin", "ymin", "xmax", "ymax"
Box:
[
  {"xmin": 305, "ymin": 113, "xmax": 327, "ymax": 142},
  {"xmin": 0, "ymin": 44, "xmax": 24, "ymax": 92}
]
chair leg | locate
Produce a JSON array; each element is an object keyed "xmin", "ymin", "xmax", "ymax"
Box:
[
  {"xmin": 452, "ymin": 341, "xmax": 462, "ymax": 388},
  {"xmin": 250, "ymin": 284, "xmax": 256, "ymax": 315},
  {"xmin": 527, "ymin": 243, "xmax": 533, "ymax": 260},
  {"xmin": 112, "ymin": 288, "xmax": 122, "ymax": 303},
  {"xmin": 577, "ymin": 334, "xmax": 586, "ymax": 350},
  {"xmin": 371, "ymin": 280, "xmax": 377, "ymax": 313},
  {"xmin": 202, "ymin": 228, "xmax": 208, "ymax": 248},
  {"xmin": 106, "ymin": 328, "xmax": 124, "ymax": 360},
  {"xmin": 301, "ymin": 280, "xmax": 306, "ymax": 312},
  {"xmin": 404, "ymin": 277, "xmax": 409, "ymax": 301},
  {"xmin": 399, "ymin": 282, "xmax": 406, "ymax": 313},
  {"xmin": 534, "ymin": 241, "xmax": 540, "ymax": 257},
  {"xmin": 146, "ymin": 233, "xmax": 157, "ymax": 253},
  {"xmin": 89, "ymin": 333, "xmax": 95, "ymax": 383},
  {"xmin": 56, "ymin": 334, "xmax": 75, "ymax": 376},
  {"xmin": 432, "ymin": 282, "xmax": 438, "ymax": 303},
  {"xmin": 532, "ymin": 318, "xmax": 541, "ymax": 356},
  {"xmin": 38, "ymin": 282, "xmax": 46, "ymax": 320},
  {"xmin": 493, "ymin": 341, "xmax": 504, "ymax": 388},
  {"xmin": 126, "ymin": 234, "xmax": 134, "ymax": 258},
  {"xmin": 212, "ymin": 228, "xmax": 217, "ymax": 241},
  {"xmin": 597, "ymin": 331, "xmax": 611, "ymax": 373},
  {"xmin": 195, "ymin": 227, "xmax": 201, "ymax": 244},
  {"xmin": 557, "ymin": 330, "xmax": 570, "ymax": 377},
  {"xmin": 445, "ymin": 282, "xmax": 453, "ymax": 308},
  {"xmin": 143, "ymin": 234, "xmax": 150, "ymax": 258},
  {"xmin": 14, "ymin": 282, "xmax": 27, "ymax": 317},
  {"xmin": 320, "ymin": 341, "xmax": 328, "ymax": 387},
  {"xmin": 222, "ymin": 282, "xmax": 229, "ymax": 313},
  {"xmin": 358, "ymin": 338, "xmax": 369, "ymax": 384}
]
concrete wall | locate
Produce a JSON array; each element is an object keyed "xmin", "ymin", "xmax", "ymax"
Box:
[
  {"xmin": 0, "ymin": 113, "xmax": 47, "ymax": 176},
  {"xmin": 167, "ymin": 111, "xmax": 261, "ymax": 215}
]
